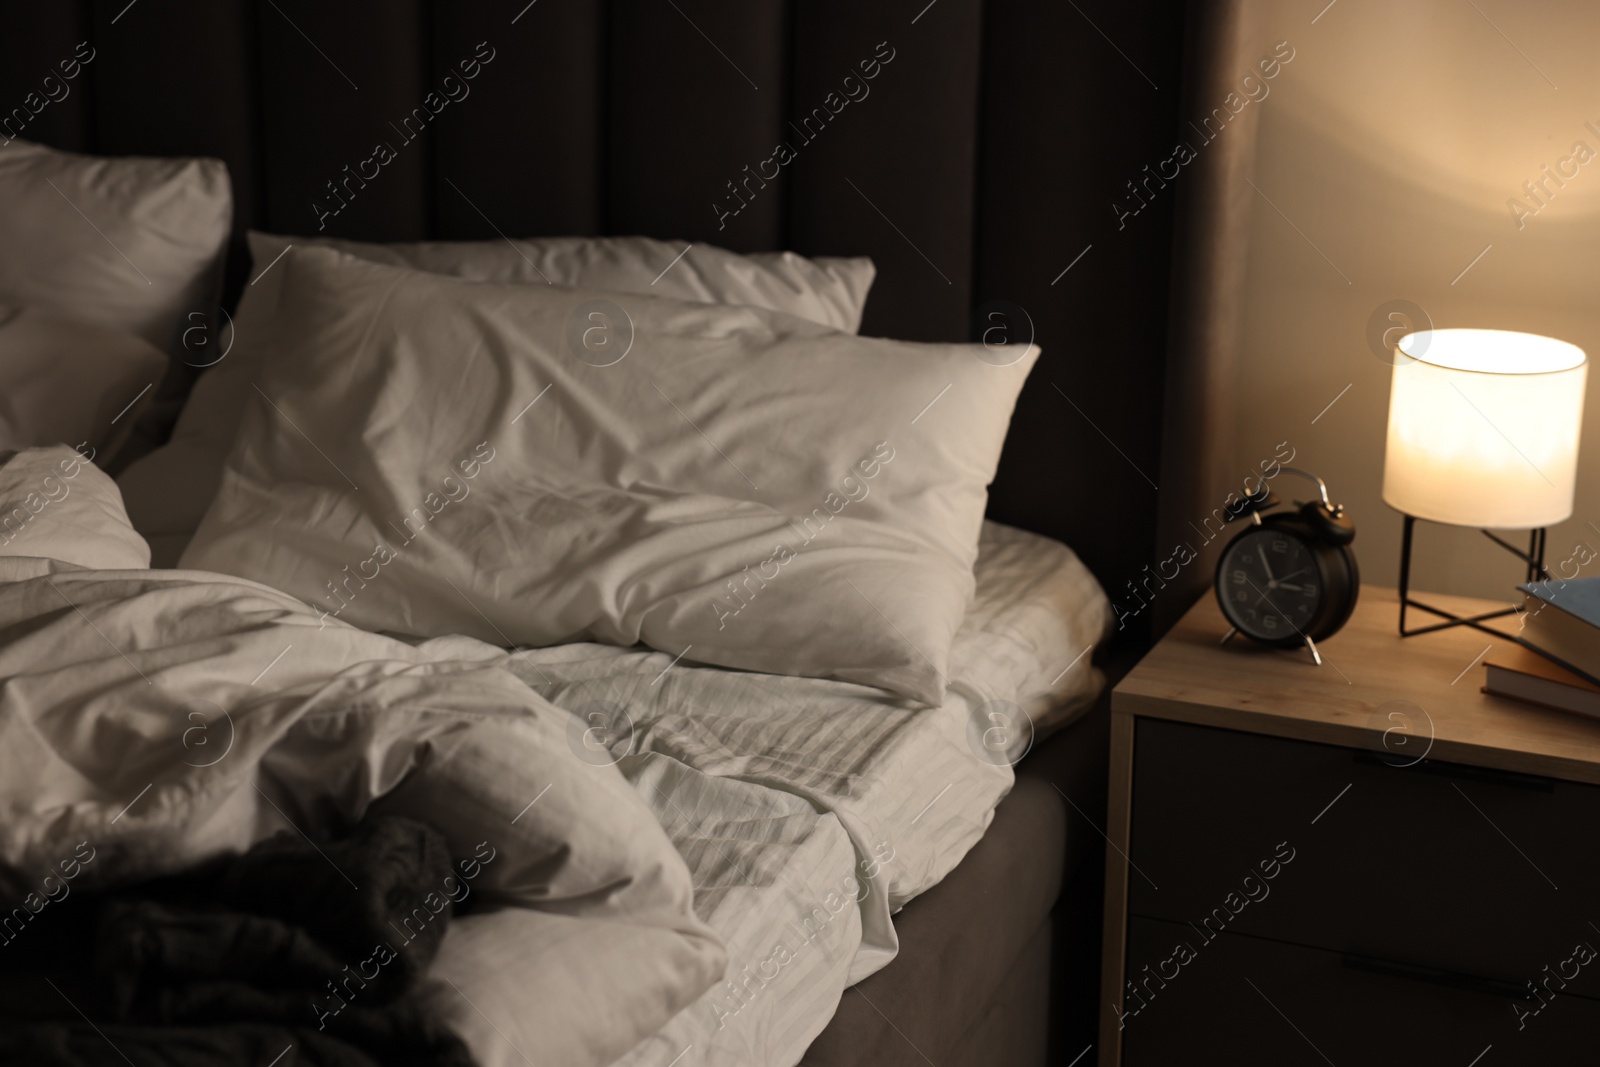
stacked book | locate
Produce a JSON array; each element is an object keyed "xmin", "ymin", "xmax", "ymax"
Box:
[{"xmin": 1484, "ymin": 581, "xmax": 1600, "ymax": 718}]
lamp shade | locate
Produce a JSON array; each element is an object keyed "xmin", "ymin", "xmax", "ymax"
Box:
[{"xmin": 1382, "ymin": 328, "xmax": 1587, "ymax": 529}]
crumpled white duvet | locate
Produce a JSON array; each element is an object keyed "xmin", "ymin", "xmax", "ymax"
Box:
[{"xmin": 0, "ymin": 554, "xmax": 726, "ymax": 1067}]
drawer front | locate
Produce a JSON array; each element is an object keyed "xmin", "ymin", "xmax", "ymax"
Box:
[
  {"xmin": 1120, "ymin": 917, "xmax": 1600, "ymax": 1066},
  {"xmin": 1127, "ymin": 719, "xmax": 1600, "ymax": 997}
]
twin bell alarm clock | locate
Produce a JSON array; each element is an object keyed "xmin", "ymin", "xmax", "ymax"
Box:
[{"xmin": 1213, "ymin": 467, "xmax": 1358, "ymax": 665}]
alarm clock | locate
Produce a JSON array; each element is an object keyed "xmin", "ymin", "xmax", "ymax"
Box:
[{"xmin": 1214, "ymin": 467, "xmax": 1359, "ymax": 665}]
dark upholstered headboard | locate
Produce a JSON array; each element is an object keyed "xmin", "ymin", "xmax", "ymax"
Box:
[{"xmin": 1, "ymin": 0, "xmax": 1246, "ymax": 647}]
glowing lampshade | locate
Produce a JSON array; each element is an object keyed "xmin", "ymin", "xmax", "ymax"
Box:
[{"xmin": 1383, "ymin": 329, "xmax": 1587, "ymax": 529}]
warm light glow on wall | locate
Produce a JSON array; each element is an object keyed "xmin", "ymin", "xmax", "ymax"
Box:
[{"xmin": 1383, "ymin": 329, "xmax": 1587, "ymax": 529}]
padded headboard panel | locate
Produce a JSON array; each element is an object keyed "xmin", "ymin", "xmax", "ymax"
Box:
[{"xmin": 2, "ymin": 0, "xmax": 1225, "ymax": 644}]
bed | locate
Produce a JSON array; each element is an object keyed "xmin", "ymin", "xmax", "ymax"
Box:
[{"xmin": 0, "ymin": 2, "xmax": 1253, "ymax": 1064}]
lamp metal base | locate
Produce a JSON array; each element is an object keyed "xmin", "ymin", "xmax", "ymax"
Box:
[{"xmin": 1396, "ymin": 514, "xmax": 1547, "ymax": 640}]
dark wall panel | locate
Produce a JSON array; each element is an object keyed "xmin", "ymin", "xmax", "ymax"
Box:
[
  {"xmin": 0, "ymin": 4, "xmax": 94, "ymax": 151},
  {"xmin": 258, "ymin": 0, "xmax": 429, "ymax": 241},
  {"xmin": 609, "ymin": 0, "xmax": 789, "ymax": 251},
  {"xmin": 789, "ymin": 0, "xmax": 984, "ymax": 343},
  {"xmin": 92, "ymin": 0, "xmax": 259, "ymax": 296},
  {"xmin": 977, "ymin": 0, "xmax": 1187, "ymax": 640},
  {"xmin": 432, "ymin": 0, "xmax": 608, "ymax": 239}
]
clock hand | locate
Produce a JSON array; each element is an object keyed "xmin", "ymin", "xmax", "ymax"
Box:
[
  {"xmin": 1244, "ymin": 577, "xmax": 1275, "ymax": 608},
  {"xmin": 1259, "ymin": 551, "xmax": 1276, "ymax": 586},
  {"xmin": 1277, "ymin": 568, "xmax": 1309, "ymax": 583},
  {"xmin": 1276, "ymin": 583, "xmax": 1304, "ymax": 592}
]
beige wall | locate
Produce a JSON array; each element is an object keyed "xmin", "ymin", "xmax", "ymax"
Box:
[{"xmin": 1232, "ymin": 0, "xmax": 1600, "ymax": 603}]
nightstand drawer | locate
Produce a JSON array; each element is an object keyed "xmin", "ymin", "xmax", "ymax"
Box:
[
  {"xmin": 1120, "ymin": 917, "xmax": 1600, "ymax": 1066},
  {"xmin": 1127, "ymin": 719, "xmax": 1600, "ymax": 996}
]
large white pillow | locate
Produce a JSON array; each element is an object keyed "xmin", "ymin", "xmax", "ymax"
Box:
[
  {"xmin": 0, "ymin": 303, "xmax": 167, "ymax": 460},
  {"xmin": 118, "ymin": 232, "xmax": 875, "ymax": 566},
  {"xmin": 0, "ymin": 139, "xmax": 231, "ymax": 352},
  {"xmin": 0, "ymin": 446, "xmax": 150, "ymax": 571},
  {"xmin": 262, "ymin": 232, "xmax": 876, "ymax": 333},
  {"xmin": 181, "ymin": 247, "xmax": 1035, "ymax": 704}
]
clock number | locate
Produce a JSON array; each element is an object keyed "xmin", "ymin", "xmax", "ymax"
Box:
[
  {"xmin": 1263, "ymin": 615, "xmax": 1279, "ymax": 630},
  {"xmin": 1231, "ymin": 569, "xmax": 1247, "ymax": 585},
  {"xmin": 1271, "ymin": 539, "xmax": 1287, "ymax": 554},
  {"xmin": 1304, "ymin": 583, "xmax": 1318, "ymax": 597}
]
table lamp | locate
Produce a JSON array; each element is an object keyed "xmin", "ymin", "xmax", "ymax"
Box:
[{"xmin": 1382, "ymin": 328, "xmax": 1587, "ymax": 636}]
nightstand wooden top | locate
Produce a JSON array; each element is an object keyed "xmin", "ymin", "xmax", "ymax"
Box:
[{"xmin": 1114, "ymin": 585, "xmax": 1600, "ymax": 786}]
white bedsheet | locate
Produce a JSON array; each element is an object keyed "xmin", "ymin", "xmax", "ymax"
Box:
[{"xmin": 415, "ymin": 520, "xmax": 1112, "ymax": 1067}]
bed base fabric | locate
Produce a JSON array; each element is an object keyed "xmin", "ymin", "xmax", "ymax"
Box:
[
  {"xmin": 800, "ymin": 775, "xmax": 1067, "ymax": 1065},
  {"xmin": 808, "ymin": 917, "xmax": 1056, "ymax": 1067},
  {"xmin": 949, "ymin": 917, "xmax": 1056, "ymax": 1067}
]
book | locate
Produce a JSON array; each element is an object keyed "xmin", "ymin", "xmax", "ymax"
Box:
[
  {"xmin": 1518, "ymin": 579, "xmax": 1600, "ymax": 684},
  {"xmin": 1484, "ymin": 643, "xmax": 1600, "ymax": 719}
]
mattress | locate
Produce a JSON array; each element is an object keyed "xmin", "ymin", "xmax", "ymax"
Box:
[{"xmin": 413, "ymin": 520, "xmax": 1112, "ymax": 1067}]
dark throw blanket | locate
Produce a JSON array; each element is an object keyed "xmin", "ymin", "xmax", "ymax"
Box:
[{"xmin": 0, "ymin": 815, "xmax": 477, "ymax": 1067}]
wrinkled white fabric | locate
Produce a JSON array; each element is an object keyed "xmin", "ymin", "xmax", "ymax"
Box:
[
  {"xmin": 1, "ymin": 431, "xmax": 1107, "ymax": 1067},
  {"xmin": 118, "ymin": 231, "xmax": 873, "ymax": 564},
  {"xmin": 181, "ymin": 246, "xmax": 1039, "ymax": 703},
  {"xmin": 0, "ymin": 445, "xmax": 150, "ymax": 569},
  {"xmin": 0, "ymin": 307, "xmax": 168, "ymax": 460},
  {"xmin": 414, "ymin": 520, "xmax": 1112, "ymax": 1067},
  {"xmin": 0, "ymin": 557, "xmax": 724, "ymax": 1067},
  {"xmin": 0, "ymin": 138, "xmax": 231, "ymax": 351}
]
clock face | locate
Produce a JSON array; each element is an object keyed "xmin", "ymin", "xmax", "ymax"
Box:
[{"xmin": 1218, "ymin": 527, "xmax": 1323, "ymax": 641}]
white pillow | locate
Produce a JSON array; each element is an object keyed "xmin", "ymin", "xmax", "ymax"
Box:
[
  {"xmin": 0, "ymin": 303, "xmax": 168, "ymax": 460},
  {"xmin": 0, "ymin": 139, "xmax": 231, "ymax": 352},
  {"xmin": 258, "ymin": 232, "xmax": 876, "ymax": 333},
  {"xmin": 181, "ymin": 247, "xmax": 1036, "ymax": 704},
  {"xmin": 0, "ymin": 445, "xmax": 151, "ymax": 570},
  {"xmin": 117, "ymin": 232, "xmax": 875, "ymax": 566}
]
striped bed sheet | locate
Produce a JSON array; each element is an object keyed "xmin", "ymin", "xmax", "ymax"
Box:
[{"xmin": 418, "ymin": 520, "xmax": 1112, "ymax": 1067}]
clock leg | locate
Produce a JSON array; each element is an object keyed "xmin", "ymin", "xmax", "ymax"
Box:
[
  {"xmin": 1220, "ymin": 626, "xmax": 1238, "ymax": 645},
  {"xmin": 1302, "ymin": 635, "xmax": 1323, "ymax": 666}
]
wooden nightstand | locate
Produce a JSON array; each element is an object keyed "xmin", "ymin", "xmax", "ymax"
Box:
[{"xmin": 1099, "ymin": 586, "xmax": 1600, "ymax": 1066}]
